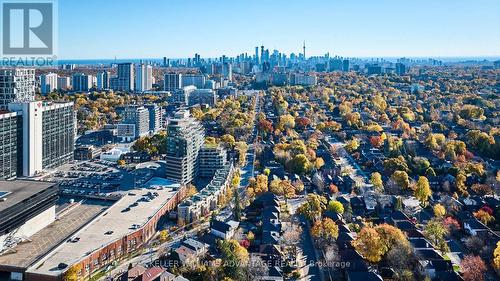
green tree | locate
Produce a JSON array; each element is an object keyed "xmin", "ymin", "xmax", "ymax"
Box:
[
  {"xmin": 297, "ymin": 194, "xmax": 327, "ymax": 222},
  {"xmin": 327, "ymin": 200, "xmax": 344, "ymax": 214},
  {"xmin": 370, "ymin": 172, "xmax": 384, "ymax": 192},
  {"xmin": 414, "ymin": 176, "xmax": 432, "ymax": 206}
]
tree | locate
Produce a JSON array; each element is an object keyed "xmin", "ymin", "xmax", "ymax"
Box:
[
  {"xmin": 424, "ymin": 219, "xmax": 448, "ymax": 252},
  {"xmin": 327, "ymin": 200, "xmax": 344, "ymax": 214},
  {"xmin": 221, "ymin": 134, "xmax": 236, "ymax": 148},
  {"xmin": 390, "ymin": 170, "xmax": 410, "ymax": 190},
  {"xmin": 370, "ymin": 172, "xmax": 384, "ymax": 192},
  {"xmin": 352, "ymin": 227, "xmax": 385, "ymax": 263},
  {"xmin": 234, "ymin": 190, "xmax": 242, "ymax": 221},
  {"xmin": 277, "ymin": 114, "xmax": 295, "ymax": 131},
  {"xmin": 456, "ymin": 171, "xmax": 468, "ymax": 196},
  {"xmin": 246, "ymin": 255, "xmax": 269, "ymax": 280},
  {"xmin": 286, "ymin": 154, "xmax": 312, "ymax": 175},
  {"xmin": 461, "ymin": 255, "xmax": 486, "ymax": 281},
  {"xmin": 297, "ymin": 194, "xmax": 327, "ymax": 222},
  {"xmin": 494, "ymin": 241, "xmax": 500, "ymax": 272},
  {"xmin": 352, "ymin": 224, "xmax": 408, "ymax": 264},
  {"xmin": 345, "ymin": 138, "xmax": 360, "ymax": 152},
  {"xmin": 433, "ymin": 204, "xmax": 446, "ymax": 218},
  {"xmin": 63, "ymin": 264, "xmax": 82, "ymax": 281},
  {"xmin": 474, "ymin": 209, "xmax": 494, "ymax": 225},
  {"xmin": 218, "ymin": 239, "xmax": 249, "ymax": 280},
  {"xmin": 186, "ymin": 184, "xmax": 197, "ymax": 197},
  {"xmin": 159, "ymin": 230, "xmax": 170, "ymax": 242},
  {"xmin": 414, "ymin": 176, "xmax": 432, "ymax": 206},
  {"xmin": 311, "ymin": 218, "xmax": 339, "ymax": 247},
  {"xmin": 117, "ymin": 159, "xmax": 126, "ymax": 167}
]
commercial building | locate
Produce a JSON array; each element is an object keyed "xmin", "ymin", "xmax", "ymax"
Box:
[
  {"xmin": 72, "ymin": 73, "xmax": 93, "ymax": 92},
  {"xmin": 0, "ymin": 180, "xmax": 59, "ymax": 281},
  {"xmin": 22, "ymin": 179, "xmax": 186, "ymax": 281},
  {"xmin": 0, "ymin": 112, "xmax": 22, "ymax": 180},
  {"xmin": 74, "ymin": 145, "xmax": 101, "ymax": 160},
  {"xmin": 39, "ymin": 73, "xmax": 58, "ymax": 95},
  {"xmin": 198, "ymin": 144, "xmax": 228, "ymax": 178},
  {"xmin": 0, "ymin": 68, "xmax": 35, "ymax": 109},
  {"xmin": 188, "ymin": 89, "xmax": 217, "ymax": 107},
  {"xmin": 112, "ymin": 63, "xmax": 134, "ymax": 91},
  {"xmin": 0, "ymin": 181, "xmax": 58, "ymax": 254},
  {"xmin": 164, "ymin": 73, "xmax": 182, "ymax": 91},
  {"xmin": 165, "ymin": 110, "xmax": 205, "ymax": 185},
  {"xmin": 117, "ymin": 105, "xmax": 150, "ymax": 141},
  {"xmin": 8, "ymin": 101, "xmax": 75, "ymax": 177},
  {"xmin": 96, "ymin": 70, "xmax": 110, "ymax": 90},
  {"xmin": 135, "ymin": 63, "xmax": 153, "ymax": 92}
]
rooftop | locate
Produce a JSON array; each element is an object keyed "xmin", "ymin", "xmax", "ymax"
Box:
[
  {"xmin": 27, "ymin": 179, "xmax": 180, "ymax": 276},
  {"xmin": 0, "ymin": 180, "xmax": 57, "ymax": 213}
]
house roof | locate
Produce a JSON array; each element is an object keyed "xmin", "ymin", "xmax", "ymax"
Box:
[
  {"xmin": 134, "ymin": 267, "xmax": 165, "ymax": 281},
  {"xmin": 127, "ymin": 265, "xmax": 146, "ymax": 280},
  {"xmin": 211, "ymin": 220, "xmax": 232, "ymax": 233}
]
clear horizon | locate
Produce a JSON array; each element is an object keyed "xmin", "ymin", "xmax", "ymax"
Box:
[{"xmin": 58, "ymin": 0, "xmax": 500, "ymax": 59}]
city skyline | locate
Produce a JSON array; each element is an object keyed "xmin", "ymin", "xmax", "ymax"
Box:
[{"xmin": 58, "ymin": 0, "xmax": 500, "ymax": 59}]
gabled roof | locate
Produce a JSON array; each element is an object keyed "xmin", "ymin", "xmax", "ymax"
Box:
[
  {"xmin": 134, "ymin": 267, "xmax": 165, "ymax": 281},
  {"xmin": 211, "ymin": 220, "xmax": 232, "ymax": 233}
]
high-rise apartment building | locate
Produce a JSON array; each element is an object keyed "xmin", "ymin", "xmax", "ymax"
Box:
[
  {"xmin": 135, "ymin": 63, "xmax": 153, "ymax": 92},
  {"xmin": 112, "ymin": 63, "xmax": 134, "ymax": 91},
  {"xmin": 144, "ymin": 104, "xmax": 163, "ymax": 133},
  {"xmin": 8, "ymin": 101, "xmax": 75, "ymax": 177},
  {"xmin": 222, "ymin": 62, "xmax": 232, "ymax": 81},
  {"xmin": 0, "ymin": 111, "xmax": 22, "ymax": 179},
  {"xmin": 188, "ymin": 89, "xmax": 217, "ymax": 107},
  {"xmin": 117, "ymin": 105, "xmax": 150, "ymax": 141},
  {"xmin": 96, "ymin": 70, "xmax": 110, "ymax": 90},
  {"xmin": 181, "ymin": 74, "xmax": 206, "ymax": 89},
  {"xmin": 40, "ymin": 73, "xmax": 58, "ymax": 95},
  {"xmin": 198, "ymin": 144, "xmax": 228, "ymax": 178},
  {"xmin": 0, "ymin": 68, "xmax": 35, "ymax": 109},
  {"xmin": 57, "ymin": 77, "xmax": 71, "ymax": 90},
  {"xmin": 72, "ymin": 73, "xmax": 93, "ymax": 92},
  {"xmin": 396, "ymin": 63, "xmax": 407, "ymax": 76},
  {"xmin": 165, "ymin": 110, "xmax": 205, "ymax": 185},
  {"xmin": 164, "ymin": 73, "xmax": 182, "ymax": 91}
]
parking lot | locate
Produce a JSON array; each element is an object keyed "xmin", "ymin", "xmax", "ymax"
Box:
[{"xmin": 42, "ymin": 159, "xmax": 155, "ymax": 198}]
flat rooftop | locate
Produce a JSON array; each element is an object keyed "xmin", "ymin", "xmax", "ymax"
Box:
[
  {"xmin": 0, "ymin": 200, "xmax": 109, "ymax": 271},
  {"xmin": 0, "ymin": 180, "xmax": 56, "ymax": 212},
  {"xmin": 27, "ymin": 179, "xmax": 180, "ymax": 276}
]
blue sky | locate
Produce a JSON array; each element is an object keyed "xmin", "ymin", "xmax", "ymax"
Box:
[{"xmin": 58, "ymin": 0, "xmax": 500, "ymax": 59}]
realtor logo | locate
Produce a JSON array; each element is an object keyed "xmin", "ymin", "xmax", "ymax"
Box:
[{"xmin": 1, "ymin": 0, "xmax": 57, "ymax": 66}]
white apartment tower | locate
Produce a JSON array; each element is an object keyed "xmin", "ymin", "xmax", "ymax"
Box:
[
  {"xmin": 135, "ymin": 63, "xmax": 153, "ymax": 92},
  {"xmin": 40, "ymin": 73, "xmax": 58, "ymax": 95},
  {"xmin": 0, "ymin": 68, "xmax": 35, "ymax": 109},
  {"xmin": 8, "ymin": 101, "xmax": 75, "ymax": 177}
]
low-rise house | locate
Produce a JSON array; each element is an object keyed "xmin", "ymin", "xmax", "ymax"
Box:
[
  {"xmin": 123, "ymin": 265, "xmax": 146, "ymax": 281},
  {"xmin": 463, "ymin": 218, "xmax": 489, "ymax": 236},
  {"xmin": 134, "ymin": 267, "xmax": 165, "ymax": 281},
  {"xmin": 210, "ymin": 220, "xmax": 239, "ymax": 239}
]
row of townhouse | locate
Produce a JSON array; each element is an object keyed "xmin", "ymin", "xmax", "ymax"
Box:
[{"xmin": 177, "ymin": 163, "xmax": 234, "ymax": 224}]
